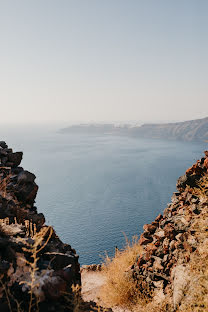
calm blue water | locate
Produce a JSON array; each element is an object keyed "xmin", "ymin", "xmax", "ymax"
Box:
[{"xmin": 0, "ymin": 125, "xmax": 207, "ymax": 264}]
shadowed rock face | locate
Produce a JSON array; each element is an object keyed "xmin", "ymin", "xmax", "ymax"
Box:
[
  {"xmin": 131, "ymin": 151, "xmax": 208, "ymax": 309},
  {"xmin": 0, "ymin": 141, "xmax": 81, "ymax": 312}
]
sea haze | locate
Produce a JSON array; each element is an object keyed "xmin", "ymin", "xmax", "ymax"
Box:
[{"xmin": 0, "ymin": 125, "xmax": 207, "ymax": 265}]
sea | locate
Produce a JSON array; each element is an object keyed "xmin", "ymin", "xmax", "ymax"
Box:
[{"xmin": 0, "ymin": 124, "xmax": 207, "ymax": 265}]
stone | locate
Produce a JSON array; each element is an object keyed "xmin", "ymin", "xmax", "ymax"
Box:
[
  {"xmin": 171, "ymin": 192, "xmax": 180, "ymax": 203},
  {"xmin": 204, "ymin": 157, "xmax": 208, "ymax": 169},
  {"xmin": 0, "ymin": 141, "xmax": 8, "ymax": 148},
  {"xmin": 143, "ymin": 223, "xmax": 157, "ymax": 234},
  {"xmin": 154, "ymin": 229, "xmax": 165, "ymax": 239},
  {"xmin": 155, "ymin": 214, "xmax": 163, "ymax": 222},
  {"xmin": 186, "ymin": 163, "xmax": 203, "ymax": 176},
  {"xmin": 177, "ymin": 174, "xmax": 199, "ymax": 190},
  {"xmin": 5, "ymin": 162, "xmax": 14, "ymax": 167},
  {"xmin": 174, "ymin": 218, "xmax": 189, "ymax": 232},
  {"xmin": 172, "ymin": 265, "xmax": 190, "ymax": 309},
  {"xmin": 44, "ymin": 252, "xmax": 77, "ymax": 270},
  {"xmin": 153, "ymin": 257, "xmax": 164, "ymax": 271},
  {"xmin": 4, "ymin": 148, "xmax": 13, "ymax": 153},
  {"xmin": 144, "ymin": 243, "xmax": 157, "ymax": 261},
  {"xmin": 17, "ymin": 170, "xmax": 36, "ymax": 184},
  {"xmin": 30, "ymin": 213, "xmax": 45, "ymax": 227},
  {"xmin": 175, "ymin": 233, "xmax": 184, "ymax": 242},
  {"xmin": 42, "ymin": 276, "xmax": 67, "ymax": 300},
  {"xmin": 164, "ymin": 223, "xmax": 176, "ymax": 239},
  {"xmin": 15, "ymin": 183, "xmax": 38, "ymax": 204},
  {"xmin": 155, "ymin": 246, "xmax": 164, "ymax": 258},
  {"xmin": 183, "ymin": 241, "xmax": 194, "ymax": 252},
  {"xmin": 139, "ymin": 233, "xmax": 153, "ymax": 245},
  {"xmin": 1, "ymin": 157, "xmax": 8, "ymax": 164},
  {"xmin": 8, "ymin": 152, "xmax": 23, "ymax": 167},
  {"xmin": 0, "ymin": 149, "xmax": 8, "ymax": 156}
]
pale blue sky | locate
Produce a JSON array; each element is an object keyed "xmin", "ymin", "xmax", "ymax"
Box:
[{"xmin": 0, "ymin": 0, "xmax": 207, "ymax": 124}]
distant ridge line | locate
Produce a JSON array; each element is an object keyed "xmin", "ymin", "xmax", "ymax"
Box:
[{"xmin": 60, "ymin": 116, "xmax": 208, "ymax": 142}]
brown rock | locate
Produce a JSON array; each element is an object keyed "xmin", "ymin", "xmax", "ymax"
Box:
[
  {"xmin": 155, "ymin": 214, "xmax": 163, "ymax": 222},
  {"xmin": 139, "ymin": 233, "xmax": 153, "ymax": 245},
  {"xmin": 143, "ymin": 223, "xmax": 157, "ymax": 234},
  {"xmin": 164, "ymin": 223, "xmax": 176, "ymax": 240},
  {"xmin": 153, "ymin": 257, "xmax": 164, "ymax": 271},
  {"xmin": 137, "ymin": 255, "xmax": 145, "ymax": 266},
  {"xmin": 186, "ymin": 163, "xmax": 203, "ymax": 176},
  {"xmin": 204, "ymin": 157, "xmax": 208, "ymax": 169},
  {"xmin": 204, "ymin": 150, "xmax": 208, "ymax": 157},
  {"xmin": 43, "ymin": 276, "xmax": 67, "ymax": 300},
  {"xmin": 183, "ymin": 241, "xmax": 194, "ymax": 252},
  {"xmin": 145, "ymin": 243, "xmax": 157, "ymax": 261},
  {"xmin": 8, "ymin": 152, "xmax": 23, "ymax": 167}
]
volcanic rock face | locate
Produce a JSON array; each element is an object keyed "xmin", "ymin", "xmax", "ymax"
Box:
[
  {"xmin": 132, "ymin": 151, "xmax": 208, "ymax": 310},
  {"xmin": 0, "ymin": 142, "xmax": 81, "ymax": 311}
]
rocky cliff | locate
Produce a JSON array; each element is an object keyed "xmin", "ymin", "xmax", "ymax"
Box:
[
  {"xmin": 0, "ymin": 141, "xmax": 81, "ymax": 311},
  {"xmin": 131, "ymin": 117, "xmax": 208, "ymax": 141},
  {"xmin": 131, "ymin": 150, "xmax": 208, "ymax": 310}
]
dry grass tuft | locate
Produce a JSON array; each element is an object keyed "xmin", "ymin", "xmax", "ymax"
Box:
[
  {"xmin": 192, "ymin": 174, "xmax": 208, "ymax": 202},
  {"xmin": 99, "ymin": 236, "xmax": 144, "ymax": 308}
]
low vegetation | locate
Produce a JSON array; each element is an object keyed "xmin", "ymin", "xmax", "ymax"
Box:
[{"xmin": 99, "ymin": 236, "xmax": 144, "ymax": 308}]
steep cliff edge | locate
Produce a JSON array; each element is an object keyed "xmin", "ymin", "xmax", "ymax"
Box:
[
  {"xmin": 131, "ymin": 151, "xmax": 208, "ymax": 310},
  {"xmin": 0, "ymin": 141, "xmax": 81, "ymax": 311},
  {"xmin": 92, "ymin": 151, "xmax": 208, "ymax": 311}
]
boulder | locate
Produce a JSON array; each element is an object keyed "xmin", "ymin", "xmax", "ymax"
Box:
[
  {"xmin": 143, "ymin": 223, "xmax": 157, "ymax": 234},
  {"xmin": 0, "ymin": 141, "xmax": 8, "ymax": 148},
  {"xmin": 139, "ymin": 233, "xmax": 153, "ymax": 245},
  {"xmin": 8, "ymin": 152, "xmax": 23, "ymax": 167},
  {"xmin": 17, "ymin": 170, "xmax": 36, "ymax": 184}
]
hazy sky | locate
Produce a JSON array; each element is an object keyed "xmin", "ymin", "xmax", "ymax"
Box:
[{"xmin": 0, "ymin": 0, "xmax": 208, "ymax": 124}]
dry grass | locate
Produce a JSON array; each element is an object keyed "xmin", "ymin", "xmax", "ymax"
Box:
[
  {"xmin": 192, "ymin": 174, "xmax": 208, "ymax": 202},
  {"xmin": 99, "ymin": 236, "xmax": 144, "ymax": 308}
]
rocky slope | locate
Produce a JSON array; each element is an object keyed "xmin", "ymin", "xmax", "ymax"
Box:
[
  {"xmin": 131, "ymin": 150, "xmax": 208, "ymax": 310},
  {"xmin": 60, "ymin": 116, "xmax": 208, "ymax": 142},
  {"xmin": 0, "ymin": 141, "xmax": 81, "ymax": 311},
  {"xmin": 131, "ymin": 117, "xmax": 208, "ymax": 141}
]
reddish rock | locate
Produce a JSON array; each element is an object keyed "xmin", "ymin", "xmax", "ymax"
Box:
[
  {"xmin": 155, "ymin": 214, "xmax": 163, "ymax": 222},
  {"xmin": 143, "ymin": 223, "xmax": 157, "ymax": 233},
  {"xmin": 144, "ymin": 243, "xmax": 157, "ymax": 261},
  {"xmin": 139, "ymin": 233, "xmax": 153, "ymax": 245},
  {"xmin": 186, "ymin": 163, "xmax": 203, "ymax": 175},
  {"xmin": 137, "ymin": 255, "xmax": 145, "ymax": 266},
  {"xmin": 183, "ymin": 241, "xmax": 194, "ymax": 252},
  {"xmin": 204, "ymin": 157, "xmax": 208, "ymax": 170},
  {"xmin": 164, "ymin": 223, "xmax": 176, "ymax": 240},
  {"xmin": 154, "ymin": 239, "xmax": 161, "ymax": 247},
  {"xmin": 204, "ymin": 150, "xmax": 208, "ymax": 157}
]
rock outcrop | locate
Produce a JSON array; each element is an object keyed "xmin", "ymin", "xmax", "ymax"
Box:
[
  {"xmin": 132, "ymin": 151, "xmax": 208, "ymax": 310},
  {"xmin": 0, "ymin": 142, "xmax": 81, "ymax": 311}
]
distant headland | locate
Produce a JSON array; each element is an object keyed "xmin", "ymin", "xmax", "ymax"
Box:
[{"xmin": 60, "ymin": 116, "xmax": 208, "ymax": 142}]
